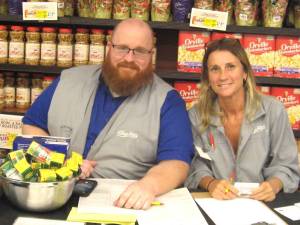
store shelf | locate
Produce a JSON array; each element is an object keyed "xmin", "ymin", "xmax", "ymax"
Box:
[
  {"xmin": 1, "ymin": 64, "xmax": 300, "ymax": 87},
  {"xmin": 159, "ymin": 71, "xmax": 300, "ymax": 87},
  {"xmin": 0, "ymin": 64, "xmax": 63, "ymax": 75},
  {"xmin": 0, "ymin": 15, "xmax": 300, "ymax": 36}
]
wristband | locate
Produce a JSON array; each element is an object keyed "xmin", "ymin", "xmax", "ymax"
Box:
[{"xmin": 206, "ymin": 178, "xmax": 215, "ymax": 191}]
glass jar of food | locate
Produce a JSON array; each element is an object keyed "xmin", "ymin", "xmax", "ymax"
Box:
[
  {"xmin": 0, "ymin": 25, "xmax": 8, "ymax": 63},
  {"xmin": 74, "ymin": 28, "xmax": 89, "ymax": 66},
  {"xmin": 0, "ymin": 72, "xmax": 4, "ymax": 110},
  {"xmin": 57, "ymin": 28, "xmax": 73, "ymax": 67},
  {"xmin": 89, "ymin": 29, "xmax": 105, "ymax": 65},
  {"xmin": 25, "ymin": 26, "xmax": 40, "ymax": 66},
  {"xmin": 16, "ymin": 72, "xmax": 30, "ymax": 109},
  {"xmin": 42, "ymin": 76, "xmax": 55, "ymax": 90},
  {"xmin": 8, "ymin": 25, "xmax": 25, "ymax": 64},
  {"xmin": 105, "ymin": 29, "xmax": 112, "ymax": 57},
  {"xmin": 31, "ymin": 74, "xmax": 43, "ymax": 104},
  {"xmin": 4, "ymin": 72, "xmax": 15, "ymax": 108},
  {"xmin": 40, "ymin": 27, "xmax": 57, "ymax": 66}
]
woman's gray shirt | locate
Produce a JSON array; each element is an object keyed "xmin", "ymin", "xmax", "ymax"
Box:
[{"xmin": 185, "ymin": 95, "xmax": 300, "ymax": 192}]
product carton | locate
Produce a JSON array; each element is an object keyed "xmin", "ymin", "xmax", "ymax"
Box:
[
  {"xmin": 274, "ymin": 36, "xmax": 300, "ymax": 78},
  {"xmin": 271, "ymin": 87, "xmax": 300, "ymax": 130},
  {"xmin": 13, "ymin": 135, "xmax": 71, "ymax": 155},
  {"xmin": 177, "ymin": 31, "xmax": 210, "ymax": 73},
  {"xmin": 0, "ymin": 114, "xmax": 23, "ymax": 149},
  {"xmin": 243, "ymin": 34, "xmax": 275, "ymax": 77},
  {"xmin": 174, "ymin": 82, "xmax": 200, "ymax": 109}
]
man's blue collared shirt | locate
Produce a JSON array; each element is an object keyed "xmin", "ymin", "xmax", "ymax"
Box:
[{"xmin": 23, "ymin": 77, "xmax": 194, "ymax": 163}]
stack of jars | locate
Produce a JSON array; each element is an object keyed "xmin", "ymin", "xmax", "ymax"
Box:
[
  {"xmin": 0, "ymin": 72, "xmax": 56, "ymax": 111},
  {"xmin": 0, "ymin": 25, "xmax": 110, "ymax": 68}
]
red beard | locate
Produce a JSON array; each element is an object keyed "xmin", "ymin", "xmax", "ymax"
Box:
[{"xmin": 102, "ymin": 53, "xmax": 153, "ymax": 96}]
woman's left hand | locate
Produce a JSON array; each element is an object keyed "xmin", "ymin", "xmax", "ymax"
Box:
[{"xmin": 250, "ymin": 178, "xmax": 282, "ymax": 202}]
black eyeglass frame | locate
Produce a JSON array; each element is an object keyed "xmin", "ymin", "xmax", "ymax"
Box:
[{"xmin": 111, "ymin": 43, "xmax": 153, "ymax": 56}]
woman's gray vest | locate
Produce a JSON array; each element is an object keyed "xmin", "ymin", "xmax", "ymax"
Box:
[{"xmin": 48, "ymin": 65, "xmax": 172, "ymax": 179}]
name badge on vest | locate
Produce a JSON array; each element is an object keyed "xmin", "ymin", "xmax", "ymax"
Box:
[{"xmin": 117, "ymin": 130, "xmax": 138, "ymax": 139}]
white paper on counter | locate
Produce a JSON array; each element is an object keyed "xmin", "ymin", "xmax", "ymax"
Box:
[
  {"xmin": 13, "ymin": 217, "xmax": 85, "ymax": 225},
  {"xmin": 78, "ymin": 178, "xmax": 208, "ymax": 225},
  {"xmin": 275, "ymin": 205, "xmax": 300, "ymax": 221},
  {"xmin": 196, "ymin": 198, "xmax": 287, "ymax": 225}
]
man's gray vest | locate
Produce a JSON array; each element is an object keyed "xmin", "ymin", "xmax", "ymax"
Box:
[{"xmin": 48, "ymin": 65, "xmax": 172, "ymax": 179}]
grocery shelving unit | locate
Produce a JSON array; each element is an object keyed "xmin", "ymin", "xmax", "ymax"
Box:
[{"xmin": 0, "ymin": 15, "xmax": 299, "ymax": 138}]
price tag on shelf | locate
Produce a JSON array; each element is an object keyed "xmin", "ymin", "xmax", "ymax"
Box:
[
  {"xmin": 22, "ymin": 2, "xmax": 57, "ymax": 20},
  {"xmin": 190, "ymin": 8, "xmax": 228, "ymax": 31}
]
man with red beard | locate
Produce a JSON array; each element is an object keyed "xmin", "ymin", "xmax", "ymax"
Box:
[{"xmin": 22, "ymin": 19, "xmax": 194, "ymax": 210}]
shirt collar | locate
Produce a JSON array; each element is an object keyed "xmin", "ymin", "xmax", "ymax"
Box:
[{"xmin": 210, "ymin": 95, "xmax": 265, "ymax": 126}]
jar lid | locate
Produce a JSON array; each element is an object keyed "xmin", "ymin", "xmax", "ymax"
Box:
[
  {"xmin": 27, "ymin": 26, "xmax": 40, "ymax": 32},
  {"xmin": 43, "ymin": 76, "xmax": 55, "ymax": 81},
  {"xmin": 76, "ymin": 28, "xmax": 89, "ymax": 33},
  {"xmin": 11, "ymin": 26, "xmax": 24, "ymax": 31},
  {"xmin": 59, "ymin": 28, "xmax": 72, "ymax": 34},
  {"xmin": 0, "ymin": 25, "xmax": 7, "ymax": 30},
  {"xmin": 42, "ymin": 27, "xmax": 56, "ymax": 33},
  {"xmin": 91, "ymin": 29, "xmax": 104, "ymax": 34}
]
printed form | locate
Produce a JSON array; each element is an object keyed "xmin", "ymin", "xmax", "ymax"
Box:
[{"xmin": 77, "ymin": 178, "xmax": 208, "ymax": 225}]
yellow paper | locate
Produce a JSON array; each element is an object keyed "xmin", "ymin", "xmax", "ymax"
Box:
[{"xmin": 67, "ymin": 207, "xmax": 136, "ymax": 225}]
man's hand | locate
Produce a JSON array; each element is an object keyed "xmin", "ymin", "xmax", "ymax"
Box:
[
  {"xmin": 208, "ymin": 179, "xmax": 238, "ymax": 200},
  {"xmin": 114, "ymin": 180, "xmax": 156, "ymax": 210},
  {"xmin": 79, "ymin": 160, "xmax": 97, "ymax": 179}
]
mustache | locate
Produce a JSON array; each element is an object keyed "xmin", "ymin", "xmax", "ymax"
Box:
[{"xmin": 117, "ymin": 61, "xmax": 139, "ymax": 70}]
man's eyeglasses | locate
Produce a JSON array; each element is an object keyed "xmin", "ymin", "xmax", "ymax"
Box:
[{"xmin": 111, "ymin": 43, "xmax": 152, "ymax": 58}]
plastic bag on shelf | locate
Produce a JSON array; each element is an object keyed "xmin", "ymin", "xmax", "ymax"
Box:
[{"xmin": 262, "ymin": 0, "xmax": 288, "ymax": 28}]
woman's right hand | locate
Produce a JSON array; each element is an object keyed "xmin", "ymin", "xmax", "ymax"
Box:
[{"xmin": 208, "ymin": 179, "xmax": 238, "ymax": 200}]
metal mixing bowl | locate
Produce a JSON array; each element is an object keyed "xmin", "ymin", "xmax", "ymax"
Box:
[{"xmin": 0, "ymin": 175, "xmax": 76, "ymax": 212}]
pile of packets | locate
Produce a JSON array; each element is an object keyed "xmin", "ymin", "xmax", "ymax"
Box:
[{"xmin": 0, "ymin": 137, "xmax": 83, "ymax": 182}]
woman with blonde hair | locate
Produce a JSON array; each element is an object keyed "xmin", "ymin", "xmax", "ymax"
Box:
[{"xmin": 185, "ymin": 38, "xmax": 300, "ymax": 201}]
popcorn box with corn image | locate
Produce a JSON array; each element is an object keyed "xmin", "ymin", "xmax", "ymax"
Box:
[
  {"xmin": 177, "ymin": 31, "xmax": 210, "ymax": 73},
  {"xmin": 274, "ymin": 36, "xmax": 300, "ymax": 78},
  {"xmin": 271, "ymin": 87, "xmax": 300, "ymax": 130},
  {"xmin": 243, "ymin": 34, "xmax": 275, "ymax": 77}
]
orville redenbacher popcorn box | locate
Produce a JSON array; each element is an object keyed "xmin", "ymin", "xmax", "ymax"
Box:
[
  {"xmin": 174, "ymin": 82, "xmax": 200, "ymax": 110},
  {"xmin": 0, "ymin": 114, "xmax": 23, "ymax": 149},
  {"xmin": 177, "ymin": 31, "xmax": 210, "ymax": 73},
  {"xmin": 256, "ymin": 86, "xmax": 271, "ymax": 95},
  {"xmin": 243, "ymin": 34, "xmax": 275, "ymax": 77},
  {"xmin": 271, "ymin": 87, "xmax": 300, "ymax": 130},
  {"xmin": 211, "ymin": 32, "xmax": 243, "ymax": 43},
  {"xmin": 274, "ymin": 36, "xmax": 300, "ymax": 78}
]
